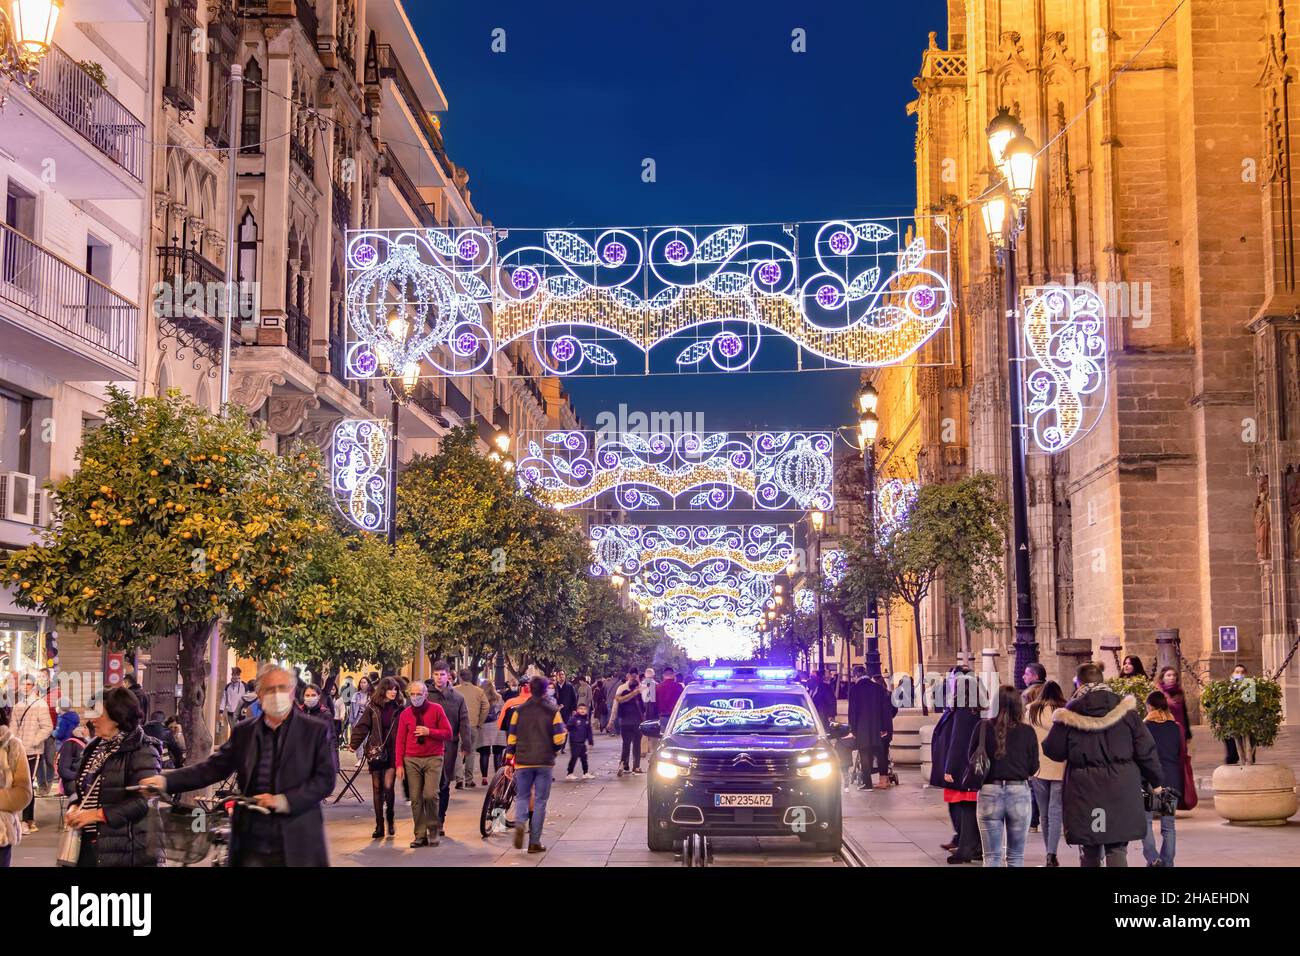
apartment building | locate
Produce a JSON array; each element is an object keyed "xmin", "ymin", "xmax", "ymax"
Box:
[{"xmin": 0, "ymin": 0, "xmax": 153, "ymax": 682}]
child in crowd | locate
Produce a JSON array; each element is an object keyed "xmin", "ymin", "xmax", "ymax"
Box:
[{"xmin": 565, "ymin": 704, "xmax": 595, "ymax": 780}]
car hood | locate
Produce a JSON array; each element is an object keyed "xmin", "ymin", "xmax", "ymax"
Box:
[{"xmin": 661, "ymin": 733, "xmax": 821, "ymax": 752}]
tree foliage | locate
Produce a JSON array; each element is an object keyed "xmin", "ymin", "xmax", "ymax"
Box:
[{"xmin": 1201, "ymin": 678, "xmax": 1284, "ymax": 761}]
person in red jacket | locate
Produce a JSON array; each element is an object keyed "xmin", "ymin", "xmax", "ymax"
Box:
[
  {"xmin": 395, "ymin": 681, "xmax": 453, "ymax": 848},
  {"xmin": 655, "ymin": 667, "xmax": 685, "ymax": 733}
]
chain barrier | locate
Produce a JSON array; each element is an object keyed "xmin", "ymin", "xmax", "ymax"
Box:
[{"xmin": 1268, "ymin": 630, "xmax": 1300, "ymax": 684}]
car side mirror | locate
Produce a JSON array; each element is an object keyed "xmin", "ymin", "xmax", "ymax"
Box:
[
  {"xmin": 827, "ymin": 722, "xmax": 850, "ymax": 739},
  {"xmin": 639, "ymin": 719, "xmax": 662, "ymax": 738}
]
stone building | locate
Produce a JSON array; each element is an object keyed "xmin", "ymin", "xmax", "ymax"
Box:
[{"xmin": 885, "ymin": 0, "xmax": 1300, "ymax": 717}]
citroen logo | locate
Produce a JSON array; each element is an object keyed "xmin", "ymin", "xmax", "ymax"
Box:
[{"xmin": 733, "ymin": 753, "xmax": 756, "ymax": 767}]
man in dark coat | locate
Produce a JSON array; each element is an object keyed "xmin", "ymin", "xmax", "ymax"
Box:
[
  {"xmin": 1043, "ymin": 662, "xmax": 1163, "ymax": 867},
  {"xmin": 141, "ymin": 665, "xmax": 337, "ymax": 867},
  {"xmin": 847, "ymin": 665, "xmax": 894, "ymax": 790}
]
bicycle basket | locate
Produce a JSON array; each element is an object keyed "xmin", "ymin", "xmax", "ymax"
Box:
[{"xmin": 147, "ymin": 802, "xmax": 215, "ymax": 866}]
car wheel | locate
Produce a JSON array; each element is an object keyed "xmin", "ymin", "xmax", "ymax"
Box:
[
  {"xmin": 646, "ymin": 813, "xmax": 677, "ymax": 852},
  {"xmin": 814, "ymin": 823, "xmax": 843, "ymax": 853}
]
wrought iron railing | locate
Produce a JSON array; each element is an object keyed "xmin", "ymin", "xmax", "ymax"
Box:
[
  {"xmin": 410, "ymin": 380, "xmax": 442, "ymax": 418},
  {"xmin": 372, "ymin": 44, "xmax": 457, "ymax": 182},
  {"xmin": 379, "ymin": 145, "xmax": 439, "ymax": 227},
  {"xmin": 29, "ymin": 44, "xmax": 146, "ymax": 181},
  {"xmin": 155, "ymin": 244, "xmax": 228, "ymax": 349},
  {"xmin": 285, "ymin": 304, "xmax": 311, "ymax": 360},
  {"xmin": 1, "ymin": 220, "xmax": 138, "ymax": 366},
  {"xmin": 290, "ymin": 138, "xmax": 315, "ymax": 178},
  {"xmin": 296, "ymin": 0, "xmax": 319, "ymax": 44},
  {"xmin": 332, "ymin": 181, "xmax": 351, "ymax": 231}
]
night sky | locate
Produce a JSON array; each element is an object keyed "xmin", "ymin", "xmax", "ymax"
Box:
[{"xmin": 411, "ymin": 0, "xmax": 949, "ymax": 433}]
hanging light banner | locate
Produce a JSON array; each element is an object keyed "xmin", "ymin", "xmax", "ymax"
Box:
[
  {"xmin": 331, "ymin": 419, "xmax": 390, "ymax": 533},
  {"xmin": 876, "ymin": 478, "xmax": 918, "ymax": 539},
  {"xmin": 518, "ymin": 430, "xmax": 834, "ymax": 511},
  {"xmin": 589, "ymin": 524, "xmax": 793, "ymax": 578},
  {"xmin": 344, "ymin": 217, "xmax": 951, "ymax": 378},
  {"xmin": 1019, "ymin": 285, "xmax": 1107, "ymax": 454},
  {"xmin": 821, "ymin": 548, "xmax": 848, "ymax": 587}
]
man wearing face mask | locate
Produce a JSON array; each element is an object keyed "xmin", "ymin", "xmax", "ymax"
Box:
[{"xmin": 139, "ymin": 665, "xmax": 337, "ymax": 866}]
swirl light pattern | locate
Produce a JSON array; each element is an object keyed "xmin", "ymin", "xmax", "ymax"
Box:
[
  {"xmin": 1020, "ymin": 285, "xmax": 1108, "ymax": 454},
  {"xmin": 344, "ymin": 218, "xmax": 951, "ymax": 377},
  {"xmin": 331, "ymin": 419, "xmax": 389, "ymax": 533},
  {"xmin": 518, "ymin": 430, "xmax": 834, "ymax": 511},
  {"xmin": 876, "ymin": 479, "xmax": 919, "ymax": 540},
  {"xmin": 587, "ymin": 524, "xmax": 794, "ymax": 578}
]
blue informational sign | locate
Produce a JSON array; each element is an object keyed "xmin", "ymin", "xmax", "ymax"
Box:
[{"xmin": 1218, "ymin": 625, "xmax": 1239, "ymax": 654}]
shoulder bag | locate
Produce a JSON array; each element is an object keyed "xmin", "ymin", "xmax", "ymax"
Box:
[{"xmin": 960, "ymin": 720, "xmax": 991, "ymax": 791}]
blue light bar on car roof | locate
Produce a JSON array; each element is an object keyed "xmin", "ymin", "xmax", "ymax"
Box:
[
  {"xmin": 695, "ymin": 667, "xmax": 734, "ymax": 680},
  {"xmin": 756, "ymin": 667, "xmax": 797, "ymax": 681}
]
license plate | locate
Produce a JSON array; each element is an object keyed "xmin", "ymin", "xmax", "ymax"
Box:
[{"xmin": 714, "ymin": 793, "xmax": 773, "ymax": 808}]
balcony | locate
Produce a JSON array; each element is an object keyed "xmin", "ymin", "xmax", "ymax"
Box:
[
  {"xmin": 290, "ymin": 138, "xmax": 315, "ymax": 179},
  {"xmin": 0, "ymin": 220, "xmax": 139, "ymax": 380},
  {"xmin": 296, "ymin": 1, "xmax": 319, "ymax": 43},
  {"xmin": 6, "ymin": 44, "xmax": 145, "ymax": 196},
  {"xmin": 332, "ymin": 181, "xmax": 351, "ymax": 231},
  {"xmin": 285, "ymin": 304, "xmax": 311, "ymax": 361},
  {"xmin": 155, "ymin": 243, "xmax": 228, "ymax": 353},
  {"xmin": 378, "ymin": 144, "xmax": 439, "ymax": 228},
  {"xmin": 372, "ymin": 45, "xmax": 456, "ymax": 184},
  {"xmin": 445, "ymin": 379, "xmax": 471, "ymax": 419}
]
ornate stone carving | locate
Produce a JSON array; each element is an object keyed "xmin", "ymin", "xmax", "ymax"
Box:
[
  {"xmin": 1287, "ymin": 464, "xmax": 1300, "ymax": 558},
  {"xmin": 297, "ymin": 414, "xmax": 345, "ymax": 454},
  {"xmin": 1257, "ymin": 473, "xmax": 1272, "ymax": 561},
  {"xmin": 268, "ymin": 394, "xmax": 322, "ymax": 436},
  {"xmin": 228, "ymin": 370, "xmax": 286, "ymax": 414}
]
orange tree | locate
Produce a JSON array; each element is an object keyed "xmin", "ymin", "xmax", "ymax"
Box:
[{"xmin": 4, "ymin": 388, "xmax": 325, "ymax": 756}]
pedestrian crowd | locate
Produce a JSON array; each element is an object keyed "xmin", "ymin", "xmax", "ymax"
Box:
[{"xmin": 928, "ymin": 660, "xmax": 1185, "ymax": 867}]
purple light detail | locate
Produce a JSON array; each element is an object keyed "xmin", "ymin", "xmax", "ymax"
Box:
[
  {"xmin": 829, "ymin": 230, "xmax": 853, "ymax": 254},
  {"xmin": 602, "ymin": 241, "xmax": 627, "ymax": 266},
  {"xmin": 457, "ymin": 237, "xmax": 480, "ymax": 261},
  {"xmin": 355, "ymin": 350, "xmax": 378, "ymax": 375},
  {"xmin": 665, "ymin": 239, "xmax": 689, "ymax": 263},
  {"xmin": 551, "ymin": 337, "xmax": 576, "ymax": 362},
  {"xmin": 511, "ymin": 267, "xmax": 538, "ymax": 291},
  {"xmin": 912, "ymin": 286, "xmax": 936, "ymax": 310},
  {"xmin": 757, "ymin": 261, "xmax": 781, "ymax": 285},
  {"xmin": 717, "ymin": 332, "xmax": 743, "ymax": 358},
  {"xmin": 353, "ymin": 243, "xmax": 377, "ymax": 267},
  {"xmin": 454, "ymin": 331, "xmax": 479, "ymax": 355},
  {"xmin": 816, "ymin": 284, "xmax": 841, "ymax": 308}
]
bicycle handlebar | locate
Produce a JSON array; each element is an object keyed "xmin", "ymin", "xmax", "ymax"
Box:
[{"xmin": 126, "ymin": 785, "xmax": 272, "ymax": 814}]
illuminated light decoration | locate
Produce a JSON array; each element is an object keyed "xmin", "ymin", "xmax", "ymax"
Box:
[
  {"xmin": 344, "ymin": 218, "xmax": 952, "ymax": 378},
  {"xmin": 876, "ymin": 478, "xmax": 918, "ymax": 539},
  {"xmin": 586, "ymin": 524, "xmax": 793, "ymax": 577},
  {"xmin": 755, "ymin": 431, "xmax": 835, "ymax": 511},
  {"xmin": 794, "ymin": 587, "xmax": 817, "ymax": 616},
  {"xmin": 345, "ymin": 231, "xmax": 494, "ymax": 379},
  {"xmin": 821, "ymin": 549, "xmax": 847, "ymax": 587},
  {"xmin": 672, "ymin": 703, "xmax": 815, "ymax": 733},
  {"xmin": 1020, "ymin": 285, "xmax": 1108, "ymax": 454},
  {"xmin": 664, "ymin": 619, "xmax": 760, "ymax": 662},
  {"xmin": 331, "ymin": 419, "xmax": 389, "ymax": 533},
  {"xmin": 519, "ymin": 430, "xmax": 832, "ymax": 511}
]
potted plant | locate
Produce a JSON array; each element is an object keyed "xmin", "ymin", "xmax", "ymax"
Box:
[
  {"xmin": 1106, "ymin": 675, "xmax": 1155, "ymax": 715},
  {"xmin": 1201, "ymin": 677, "xmax": 1297, "ymax": 826}
]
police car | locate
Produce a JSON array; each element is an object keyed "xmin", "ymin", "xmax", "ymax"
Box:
[{"xmin": 642, "ymin": 665, "xmax": 845, "ymax": 853}]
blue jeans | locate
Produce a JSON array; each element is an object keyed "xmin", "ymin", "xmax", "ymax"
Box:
[
  {"xmin": 1030, "ymin": 777, "xmax": 1063, "ymax": 856},
  {"xmin": 1142, "ymin": 809, "xmax": 1176, "ymax": 867},
  {"xmin": 976, "ymin": 781, "xmax": 1032, "ymax": 867},
  {"xmin": 513, "ymin": 767, "xmax": 553, "ymax": 846}
]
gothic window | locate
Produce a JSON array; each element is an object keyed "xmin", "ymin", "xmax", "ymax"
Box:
[
  {"xmin": 237, "ymin": 210, "xmax": 259, "ymax": 315},
  {"xmin": 241, "ymin": 59, "xmax": 263, "ymax": 153}
]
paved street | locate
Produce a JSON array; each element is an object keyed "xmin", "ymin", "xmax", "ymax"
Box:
[{"xmin": 13, "ymin": 723, "xmax": 1300, "ymax": 868}]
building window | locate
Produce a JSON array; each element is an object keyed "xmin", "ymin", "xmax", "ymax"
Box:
[
  {"xmin": 241, "ymin": 59, "xmax": 263, "ymax": 153},
  {"xmin": 164, "ymin": 0, "xmax": 200, "ymax": 114},
  {"xmin": 237, "ymin": 210, "xmax": 258, "ymax": 315}
]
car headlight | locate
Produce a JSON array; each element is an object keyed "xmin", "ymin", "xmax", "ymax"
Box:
[
  {"xmin": 799, "ymin": 761, "xmax": 835, "ymax": 781},
  {"xmin": 655, "ymin": 761, "xmax": 682, "ymax": 780}
]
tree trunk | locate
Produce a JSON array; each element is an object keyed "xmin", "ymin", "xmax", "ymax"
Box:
[
  {"xmin": 912, "ymin": 601, "xmax": 928, "ymax": 717},
  {"xmin": 177, "ymin": 620, "xmax": 216, "ymax": 764}
]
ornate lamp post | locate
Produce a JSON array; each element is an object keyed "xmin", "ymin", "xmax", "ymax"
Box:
[
  {"xmin": 810, "ymin": 509, "xmax": 825, "ymax": 672},
  {"xmin": 982, "ymin": 106, "xmax": 1041, "ymax": 689},
  {"xmin": 856, "ymin": 381, "xmax": 882, "ymax": 677}
]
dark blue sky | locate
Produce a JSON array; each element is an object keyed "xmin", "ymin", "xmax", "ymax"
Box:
[{"xmin": 413, "ymin": 0, "xmax": 949, "ymax": 432}]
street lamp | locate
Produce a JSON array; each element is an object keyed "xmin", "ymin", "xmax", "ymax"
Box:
[
  {"xmin": 809, "ymin": 510, "xmax": 825, "ymax": 672},
  {"xmin": 984, "ymin": 106, "xmax": 1040, "ymax": 688},
  {"xmin": 0, "ymin": 0, "xmax": 60, "ymax": 87},
  {"xmin": 857, "ymin": 386, "xmax": 882, "ymax": 678},
  {"xmin": 610, "ymin": 572, "xmax": 625, "ymax": 589}
]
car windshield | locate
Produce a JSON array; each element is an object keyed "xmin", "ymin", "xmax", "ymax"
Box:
[{"xmin": 669, "ymin": 691, "xmax": 818, "ymax": 735}]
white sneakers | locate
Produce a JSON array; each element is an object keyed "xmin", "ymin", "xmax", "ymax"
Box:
[
  {"xmin": 583, "ymin": 772, "xmax": 596, "ymax": 779},
  {"xmin": 565, "ymin": 773, "xmax": 577, "ymax": 781}
]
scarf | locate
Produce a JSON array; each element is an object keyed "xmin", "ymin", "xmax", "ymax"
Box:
[
  {"xmin": 1073, "ymin": 681, "xmax": 1108, "ymax": 699},
  {"xmin": 77, "ymin": 732, "xmax": 126, "ymax": 835}
]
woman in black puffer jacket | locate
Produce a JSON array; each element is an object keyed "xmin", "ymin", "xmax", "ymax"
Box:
[{"xmin": 64, "ymin": 686, "xmax": 162, "ymax": 867}]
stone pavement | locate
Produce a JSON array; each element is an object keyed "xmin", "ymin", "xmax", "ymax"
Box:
[{"xmin": 11, "ymin": 726, "xmax": 1300, "ymax": 867}]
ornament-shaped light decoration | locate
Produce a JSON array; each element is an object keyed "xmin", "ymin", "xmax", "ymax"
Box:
[{"xmin": 331, "ymin": 419, "xmax": 389, "ymax": 533}]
